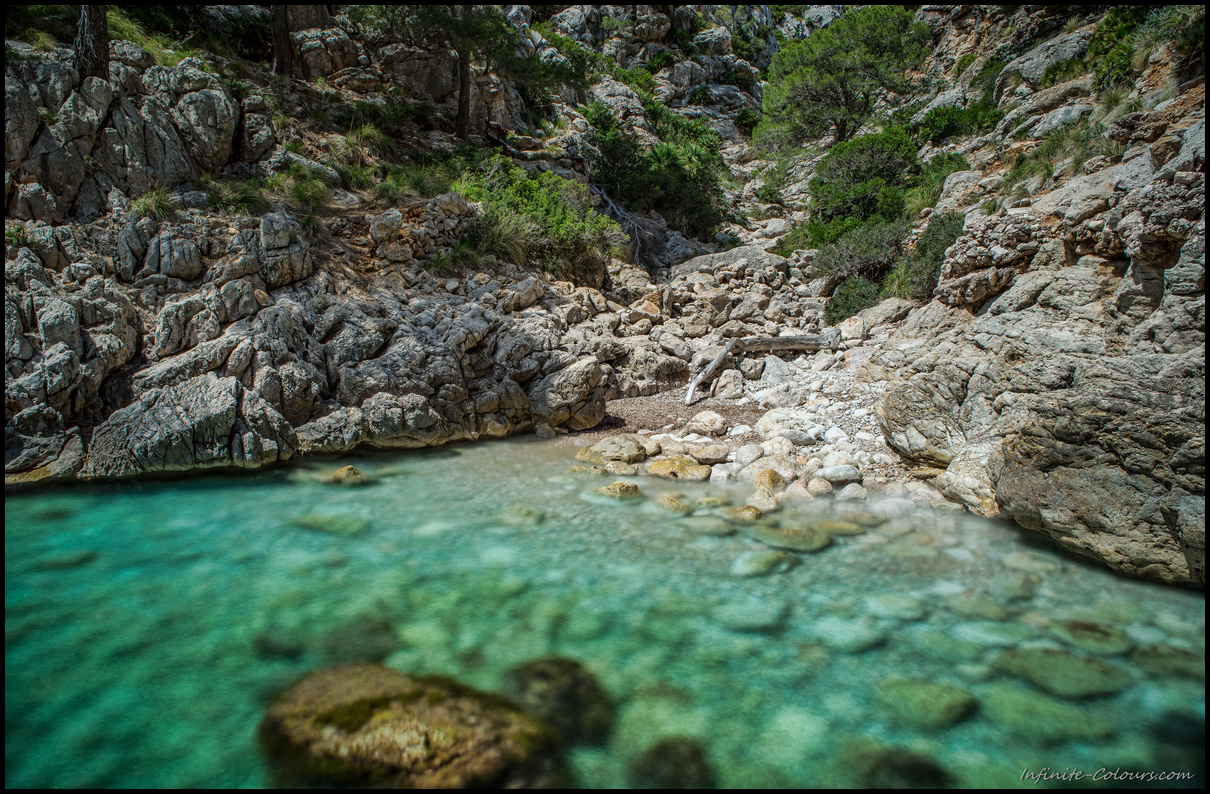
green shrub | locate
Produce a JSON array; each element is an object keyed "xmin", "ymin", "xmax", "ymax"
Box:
[
  {"xmin": 804, "ymin": 126, "xmax": 918, "ymax": 246},
  {"xmin": 344, "ymin": 124, "xmax": 396, "ymax": 165},
  {"xmin": 813, "ymin": 219, "xmax": 910, "ymax": 281},
  {"xmin": 130, "ymin": 188, "xmax": 181, "ymax": 221},
  {"xmin": 5, "ymin": 222, "xmax": 30, "ymax": 247},
  {"xmin": 756, "ymin": 182, "xmax": 784, "ymax": 205},
  {"xmin": 339, "ymin": 97, "xmax": 435, "ymax": 136},
  {"xmin": 376, "ymin": 161, "xmax": 456, "ymax": 202},
  {"xmin": 915, "ymin": 58, "xmax": 1005, "ymax": 145},
  {"xmin": 689, "ymin": 86, "xmax": 713, "ymax": 105},
  {"xmin": 106, "ymin": 7, "xmax": 199, "ymax": 66},
  {"xmin": 825, "ymin": 276, "xmax": 881, "ymax": 325},
  {"xmin": 882, "ymin": 211, "xmax": 964, "ymax": 301},
  {"xmin": 587, "ymin": 101, "xmax": 727, "ymax": 239},
  {"xmin": 734, "ymin": 108, "xmax": 762, "ymax": 134},
  {"xmin": 613, "ymin": 67, "xmax": 656, "ymax": 99},
  {"xmin": 954, "ymin": 52, "xmax": 977, "ymax": 77},
  {"xmin": 455, "ymin": 154, "xmax": 618, "ymax": 279},
  {"xmin": 646, "ymin": 51, "xmax": 677, "ymax": 74},
  {"xmin": 286, "ymin": 176, "xmax": 331, "ymax": 213},
  {"xmin": 204, "ymin": 178, "xmax": 272, "ymax": 216},
  {"xmin": 1040, "ymin": 57, "xmax": 1087, "ymax": 88}
]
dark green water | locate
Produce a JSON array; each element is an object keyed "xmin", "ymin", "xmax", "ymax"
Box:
[{"xmin": 4, "ymin": 439, "xmax": 1205, "ymax": 787}]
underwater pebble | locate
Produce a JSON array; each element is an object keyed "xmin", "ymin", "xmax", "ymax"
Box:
[
  {"xmin": 810, "ymin": 616, "xmax": 886, "ymax": 653},
  {"xmin": 865, "ymin": 594, "xmax": 926, "ymax": 621},
  {"xmin": 731, "ymin": 550, "xmax": 801, "ymax": 577},
  {"xmin": 951, "ymin": 621, "xmax": 1037, "ymax": 647},
  {"xmin": 712, "ymin": 598, "xmax": 791, "ymax": 632}
]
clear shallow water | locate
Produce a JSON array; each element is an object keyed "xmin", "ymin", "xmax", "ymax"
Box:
[{"xmin": 4, "ymin": 438, "xmax": 1205, "ymax": 788}]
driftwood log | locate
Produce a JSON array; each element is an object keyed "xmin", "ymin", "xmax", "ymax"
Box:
[{"xmin": 685, "ymin": 331, "xmax": 841, "ymax": 404}]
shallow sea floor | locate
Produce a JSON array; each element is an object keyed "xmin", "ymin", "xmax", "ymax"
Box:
[{"xmin": 5, "ymin": 439, "xmax": 1205, "ymax": 788}]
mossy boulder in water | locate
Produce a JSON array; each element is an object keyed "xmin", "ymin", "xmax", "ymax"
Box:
[
  {"xmin": 729, "ymin": 505, "xmax": 764, "ymax": 522},
  {"xmin": 992, "ymin": 647, "xmax": 1131, "ymax": 698},
  {"xmin": 599, "ymin": 481, "xmax": 642, "ymax": 499},
  {"xmin": 873, "ymin": 679, "xmax": 976, "ymax": 730},
  {"xmin": 745, "ymin": 524, "xmax": 831, "ymax": 553},
  {"xmin": 1132, "ymin": 645, "xmax": 1205, "ymax": 679},
  {"xmin": 628, "ymin": 737, "xmax": 716, "ymax": 789},
  {"xmin": 290, "ymin": 514, "xmax": 371, "ymax": 536},
  {"xmin": 646, "ymin": 456, "xmax": 711, "ymax": 481},
  {"xmin": 260, "ymin": 663, "xmax": 566, "ymax": 788},
  {"xmin": 657, "ymin": 495, "xmax": 692, "ymax": 515},
  {"xmin": 1049, "ymin": 619, "xmax": 1134, "ymax": 656},
  {"xmin": 502, "ymin": 657, "xmax": 614, "ymax": 745},
  {"xmin": 981, "ymin": 684, "xmax": 1115, "ymax": 744},
  {"xmin": 331, "ymin": 465, "xmax": 372, "ymax": 486},
  {"xmin": 808, "ymin": 520, "xmax": 865, "ymax": 536},
  {"xmin": 844, "ymin": 741, "xmax": 953, "ymax": 789}
]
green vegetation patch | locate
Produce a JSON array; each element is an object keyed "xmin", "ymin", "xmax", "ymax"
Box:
[{"xmin": 882, "ymin": 211, "xmax": 965, "ymax": 302}]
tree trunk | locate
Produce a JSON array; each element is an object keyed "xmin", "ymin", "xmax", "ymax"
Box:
[
  {"xmin": 271, "ymin": 5, "xmax": 293, "ymax": 77},
  {"xmin": 455, "ymin": 47, "xmax": 472, "ymax": 140},
  {"xmin": 685, "ymin": 332, "xmax": 842, "ymax": 404},
  {"xmin": 73, "ymin": 5, "xmax": 109, "ymax": 80}
]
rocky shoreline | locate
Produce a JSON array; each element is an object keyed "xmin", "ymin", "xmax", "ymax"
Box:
[{"xmin": 5, "ymin": 6, "xmax": 1205, "ymax": 587}]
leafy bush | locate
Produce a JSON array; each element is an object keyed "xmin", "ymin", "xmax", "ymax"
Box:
[
  {"xmin": 881, "ymin": 211, "xmax": 964, "ymax": 301},
  {"xmin": 804, "ymin": 126, "xmax": 918, "ymax": 245},
  {"xmin": 954, "ymin": 52, "xmax": 977, "ymax": 77},
  {"xmin": 130, "ymin": 188, "xmax": 181, "ymax": 221},
  {"xmin": 734, "ymin": 109, "xmax": 762, "ymax": 134},
  {"xmin": 587, "ymin": 100, "xmax": 727, "ymax": 238},
  {"xmin": 756, "ymin": 182, "xmax": 784, "ymax": 205},
  {"xmin": 812, "ymin": 219, "xmax": 910, "ymax": 281},
  {"xmin": 455, "ymin": 154, "xmax": 618, "ymax": 278},
  {"xmin": 338, "ymin": 97, "xmax": 435, "ymax": 137},
  {"xmin": 533, "ymin": 22, "xmax": 606, "ymax": 87},
  {"xmin": 825, "ymin": 276, "xmax": 881, "ymax": 325},
  {"xmin": 646, "ymin": 51, "xmax": 677, "ymax": 74},
  {"xmin": 914, "ymin": 59, "xmax": 1005, "ymax": 145},
  {"xmin": 1088, "ymin": 7, "xmax": 1150, "ymax": 90},
  {"xmin": 6, "ymin": 222, "xmax": 30, "ymax": 247},
  {"xmin": 343, "ymin": 124, "xmax": 396, "ymax": 165},
  {"xmin": 613, "ymin": 67, "xmax": 656, "ymax": 99},
  {"xmin": 106, "ymin": 7, "xmax": 199, "ymax": 66}
]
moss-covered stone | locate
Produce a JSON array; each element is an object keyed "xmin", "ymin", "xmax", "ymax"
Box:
[
  {"xmin": 646, "ymin": 456, "xmax": 711, "ymax": 481},
  {"xmin": 260, "ymin": 663, "xmax": 567, "ymax": 788},
  {"xmin": 330, "ymin": 465, "xmax": 372, "ymax": 485},
  {"xmin": 629, "ymin": 737, "xmax": 716, "ymax": 789},
  {"xmin": 845, "ymin": 511, "xmax": 888, "ymax": 527},
  {"xmin": 992, "ymin": 647, "xmax": 1132, "ymax": 698},
  {"xmin": 695, "ymin": 496, "xmax": 730, "ymax": 508},
  {"xmin": 682, "ymin": 516, "xmax": 735, "ymax": 536},
  {"xmin": 729, "ymin": 505, "xmax": 764, "ymax": 522},
  {"xmin": 502, "ymin": 657, "xmax": 614, "ymax": 745},
  {"xmin": 744, "ymin": 524, "xmax": 831, "ymax": 553},
  {"xmin": 981, "ymin": 684, "xmax": 1115, "ymax": 744},
  {"xmin": 1049, "ymin": 619, "xmax": 1134, "ymax": 656},
  {"xmin": 290, "ymin": 514, "xmax": 371, "ymax": 536},
  {"xmin": 843, "ymin": 740, "xmax": 954, "ymax": 789},
  {"xmin": 808, "ymin": 520, "xmax": 865, "ymax": 536},
  {"xmin": 599, "ymin": 481, "xmax": 643, "ymax": 499},
  {"xmin": 731, "ymin": 550, "xmax": 801, "ymax": 577},
  {"xmin": 874, "ymin": 679, "xmax": 977, "ymax": 730},
  {"xmin": 1132, "ymin": 645, "xmax": 1206, "ymax": 679},
  {"xmin": 657, "ymin": 495, "xmax": 692, "ymax": 515}
]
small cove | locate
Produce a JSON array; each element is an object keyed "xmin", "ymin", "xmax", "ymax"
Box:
[{"xmin": 4, "ymin": 438, "xmax": 1205, "ymax": 788}]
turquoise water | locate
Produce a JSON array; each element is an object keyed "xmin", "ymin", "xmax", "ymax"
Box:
[{"xmin": 5, "ymin": 439, "xmax": 1205, "ymax": 788}]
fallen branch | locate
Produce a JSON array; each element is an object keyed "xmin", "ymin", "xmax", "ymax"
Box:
[{"xmin": 685, "ymin": 331, "xmax": 841, "ymax": 405}]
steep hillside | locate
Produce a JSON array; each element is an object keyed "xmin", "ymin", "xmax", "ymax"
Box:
[{"xmin": 4, "ymin": 5, "xmax": 1205, "ymax": 585}]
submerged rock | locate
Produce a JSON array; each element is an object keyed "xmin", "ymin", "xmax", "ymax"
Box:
[
  {"xmin": 599, "ymin": 481, "xmax": 643, "ymax": 499},
  {"xmin": 807, "ymin": 520, "xmax": 865, "ymax": 536},
  {"xmin": 992, "ymin": 647, "xmax": 1132, "ymax": 698},
  {"xmin": 289, "ymin": 514, "xmax": 371, "ymax": 536},
  {"xmin": 1049, "ymin": 619, "xmax": 1134, "ymax": 656},
  {"xmin": 628, "ymin": 737, "xmax": 716, "ymax": 789},
  {"xmin": 260, "ymin": 663, "xmax": 566, "ymax": 788},
  {"xmin": 331, "ymin": 465, "xmax": 371, "ymax": 485},
  {"xmin": 731, "ymin": 549, "xmax": 800, "ymax": 577},
  {"xmin": 502, "ymin": 657, "xmax": 614, "ymax": 745},
  {"xmin": 845, "ymin": 741, "xmax": 954, "ymax": 789},
  {"xmin": 981, "ymin": 684, "xmax": 1115, "ymax": 744},
  {"xmin": 744, "ymin": 524, "xmax": 831, "ymax": 553},
  {"xmin": 1132, "ymin": 645, "xmax": 1206, "ymax": 679},
  {"xmin": 873, "ymin": 679, "xmax": 976, "ymax": 730}
]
